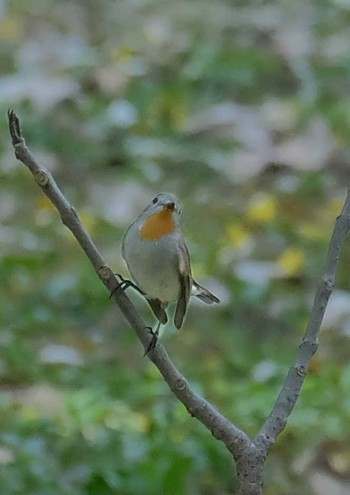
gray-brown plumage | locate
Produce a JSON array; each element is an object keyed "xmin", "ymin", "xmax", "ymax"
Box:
[{"xmin": 122, "ymin": 193, "xmax": 219, "ymax": 331}]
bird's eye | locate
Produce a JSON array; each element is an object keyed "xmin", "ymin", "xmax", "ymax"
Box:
[{"xmin": 152, "ymin": 197, "xmax": 158, "ymax": 205}]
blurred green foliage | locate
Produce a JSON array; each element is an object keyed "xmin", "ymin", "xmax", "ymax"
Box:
[{"xmin": 1, "ymin": 0, "xmax": 350, "ymax": 494}]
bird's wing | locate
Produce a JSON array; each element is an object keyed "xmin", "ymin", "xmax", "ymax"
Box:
[
  {"xmin": 174, "ymin": 238, "xmax": 192, "ymax": 329},
  {"xmin": 147, "ymin": 299, "xmax": 168, "ymax": 325}
]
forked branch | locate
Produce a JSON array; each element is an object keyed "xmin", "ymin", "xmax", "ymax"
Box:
[
  {"xmin": 8, "ymin": 110, "xmax": 350, "ymax": 495},
  {"xmin": 7, "ymin": 110, "xmax": 257, "ymax": 491}
]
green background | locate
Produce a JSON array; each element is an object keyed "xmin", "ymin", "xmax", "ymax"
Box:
[{"xmin": 1, "ymin": 1, "xmax": 350, "ymax": 493}]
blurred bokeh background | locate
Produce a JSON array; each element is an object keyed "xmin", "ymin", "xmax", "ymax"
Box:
[{"xmin": 1, "ymin": 0, "xmax": 350, "ymax": 493}]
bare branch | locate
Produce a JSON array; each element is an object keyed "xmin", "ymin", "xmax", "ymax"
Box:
[
  {"xmin": 7, "ymin": 110, "xmax": 254, "ymax": 471},
  {"xmin": 11, "ymin": 110, "xmax": 348, "ymax": 494},
  {"xmin": 256, "ymin": 186, "xmax": 350, "ymax": 449}
]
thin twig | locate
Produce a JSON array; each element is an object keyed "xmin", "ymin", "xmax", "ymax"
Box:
[{"xmin": 256, "ymin": 186, "xmax": 350, "ymax": 449}]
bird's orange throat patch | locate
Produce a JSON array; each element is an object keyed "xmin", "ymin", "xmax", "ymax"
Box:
[{"xmin": 140, "ymin": 208, "xmax": 176, "ymax": 241}]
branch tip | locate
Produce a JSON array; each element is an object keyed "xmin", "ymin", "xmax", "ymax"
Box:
[{"xmin": 7, "ymin": 108, "xmax": 24, "ymax": 146}]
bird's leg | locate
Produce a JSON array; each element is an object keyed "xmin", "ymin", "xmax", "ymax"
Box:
[
  {"xmin": 109, "ymin": 274, "xmax": 145, "ymax": 299},
  {"xmin": 144, "ymin": 322, "xmax": 161, "ymax": 356}
]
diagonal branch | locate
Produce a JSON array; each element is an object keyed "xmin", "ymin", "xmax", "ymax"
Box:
[
  {"xmin": 7, "ymin": 110, "xmax": 253, "ymax": 466},
  {"xmin": 256, "ymin": 186, "xmax": 350, "ymax": 450}
]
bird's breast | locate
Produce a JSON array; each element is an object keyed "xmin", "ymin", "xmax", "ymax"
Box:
[
  {"xmin": 140, "ymin": 208, "xmax": 176, "ymax": 241},
  {"xmin": 123, "ymin": 226, "xmax": 181, "ymax": 302}
]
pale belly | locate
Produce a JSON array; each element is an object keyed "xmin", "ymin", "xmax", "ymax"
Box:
[{"xmin": 123, "ymin": 228, "xmax": 181, "ymax": 303}]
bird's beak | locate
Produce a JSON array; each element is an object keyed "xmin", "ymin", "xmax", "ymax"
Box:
[{"xmin": 164, "ymin": 201, "xmax": 175, "ymax": 211}]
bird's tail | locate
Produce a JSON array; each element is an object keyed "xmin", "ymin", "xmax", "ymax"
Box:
[{"xmin": 192, "ymin": 280, "xmax": 220, "ymax": 304}]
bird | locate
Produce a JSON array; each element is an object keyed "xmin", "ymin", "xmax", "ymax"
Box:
[{"xmin": 121, "ymin": 192, "xmax": 220, "ymax": 350}]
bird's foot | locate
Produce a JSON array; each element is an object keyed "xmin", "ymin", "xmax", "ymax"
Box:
[
  {"xmin": 144, "ymin": 323, "xmax": 161, "ymax": 356},
  {"xmin": 109, "ymin": 274, "xmax": 145, "ymax": 299}
]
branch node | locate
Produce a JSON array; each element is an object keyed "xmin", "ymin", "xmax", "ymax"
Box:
[
  {"xmin": 323, "ymin": 278, "xmax": 334, "ymax": 291},
  {"xmin": 300, "ymin": 336, "xmax": 319, "ymax": 354},
  {"xmin": 98, "ymin": 265, "xmax": 114, "ymax": 281},
  {"xmin": 35, "ymin": 170, "xmax": 49, "ymax": 187},
  {"xmin": 175, "ymin": 378, "xmax": 187, "ymax": 391},
  {"xmin": 295, "ymin": 365, "xmax": 307, "ymax": 377}
]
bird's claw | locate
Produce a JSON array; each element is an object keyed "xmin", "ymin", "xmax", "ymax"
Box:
[
  {"xmin": 109, "ymin": 274, "xmax": 145, "ymax": 299},
  {"xmin": 144, "ymin": 325, "xmax": 159, "ymax": 356}
]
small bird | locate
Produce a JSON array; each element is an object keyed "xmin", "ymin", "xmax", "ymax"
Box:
[{"xmin": 121, "ymin": 193, "xmax": 219, "ymax": 347}]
